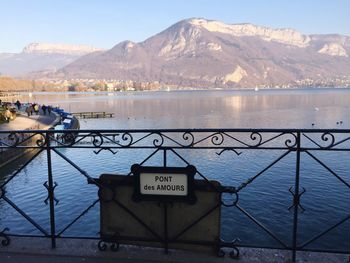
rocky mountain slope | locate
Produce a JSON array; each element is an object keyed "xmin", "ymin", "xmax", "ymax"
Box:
[
  {"xmin": 0, "ymin": 43, "xmax": 103, "ymax": 77},
  {"xmin": 55, "ymin": 18, "xmax": 350, "ymax": 88}
]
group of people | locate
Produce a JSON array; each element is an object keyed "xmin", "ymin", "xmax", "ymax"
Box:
[
  {"xmin": 0, "ymin": 99, "xmax": 55, "ymax": 123},
  {"xmin": 24, "ymin": 103, "xmax": 52, "ymax": 117}
]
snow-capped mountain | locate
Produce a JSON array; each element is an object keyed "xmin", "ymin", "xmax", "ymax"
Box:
[
  {"xmin": 3, "ymin": 18, "xmax": 350, "ymax": 87},
  {"xmin": 54, "ymin": 18, "xmax": 350, "ymax": 87}
]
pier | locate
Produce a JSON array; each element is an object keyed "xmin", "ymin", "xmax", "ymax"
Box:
[{"xmin": 71, "ymin": 112, "xmax": 114, "ymax": 119}]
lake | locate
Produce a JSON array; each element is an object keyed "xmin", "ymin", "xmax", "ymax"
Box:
[{"xmin": 1, "ymin": 88, "xmax": 350, "ymax": 251}]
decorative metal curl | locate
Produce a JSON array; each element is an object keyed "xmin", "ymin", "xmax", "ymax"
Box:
[
  {"xmin": 320, "ymin": 132, "xmax": 335, "ymax": 149},
  {"xmin": 98, "ymin": 240, "xmax": 108, "ymax": 251},
  {"xmin": 284, "ymin": 132, "xmax": 297, "ymax": 148},
  {"xmin": 217, "ymin": 238, "xmax": 240, "ymax": 258},
  {"xmin": 211, "ymin": 132, "xmax": 224, "ymax": 146},
  {"xmin": 98, "ymin": 232, "xmax": 120, "ymax": 252},
  {"xmin": 228, "ymin": 238, "xmax": 240, "ymax": 259},
  {"xmin": 35, "ymin": 133, "xmax": 46, "ymax": 147},
  {"xmin": 91, "ymin": 133, "xmax": 104, "ymax": 147},
  {"xmin": 110, "ymin": 242, "xmax": 120, "ymax": 252},
  {"xmin": 182, "ymin": 132, "xmax": 195, "ymax": 147},
  {"xmin": 0, "ymin": 228, "xmax": 10, "ymax": 246},
  {"xmin": 288, "ymin": 186, "xmax": 306, "ymax": 213},
  {"xmin": 249, "ymin": 132, "xmax": 263, "ymax": 147},
  {"xmin": 152, "ymin": 132, "xmax": 164, "ymax": 147},
  {"xmin": 61, "ymin": 133, "xmax": 76, "ymax": 145},
  {"xmin": 119, "ymin": 132, "xmax": 133, "ymax": 147}
]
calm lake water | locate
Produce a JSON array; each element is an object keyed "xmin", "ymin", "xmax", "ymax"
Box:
[{"xmin": 1, "ymin": 88, "xmax": 350, "ymax": 250}]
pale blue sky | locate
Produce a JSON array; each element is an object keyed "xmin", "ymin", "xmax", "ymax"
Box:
[{"xmin": 1, "ymin": 0, "xmax": 350, "ymax": 53}]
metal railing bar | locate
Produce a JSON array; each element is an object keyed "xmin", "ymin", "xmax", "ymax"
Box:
[
  {"xmin": 254, "ymin": 132, "xmax": 296, "ymax": 148},
  {"xmin": 222, "ymin": 131, "xmax": 291, "ymax": 148},
  {"xmin": 1, "ymin": 195, "xmax": 49, "ymax": 236},
  {"xmin": 169, "ymin": 148, "xmax": 221, "ymax": 192},
  {"xmin": 158, "ymin": 133, "xmax": 193, "ymax": 147},
  {"xmin": 292, "ymin": 131, "xmax": 301, "ymax": 262},
  {"xmin": 51, "ymin": 148, "xmax": 101, "ymax": 187},
  {"xmin": 235, "ymin": 204, "xmax": 288, "ymax": 249},
  {"xmin": 305, "ymin": 151, "xmax": 350, "ymax": 188},
  {"xmin": 57, "ymin": 199, "xmax": 99, "ymax": 237},
  {"xmin": 300, "ymin": 214, "xmax": 350, "ymax": 249},
  {"xmin": 3, "ymin": 128, "xmax": 350, "ymax": 134},
  {"xmin": 236, "ymin": 150, "xmax": 292, "ymax": 192},
  {"xmin": 3, "ymin": 143, "xmax": 350, "ymax": 151},
  {"xmin": 330, "ymin": 136, "xmax": 350, "ymax": 148},
  {"xmin": 0, "ymin": 148, "xmax": 44, "ymax": 188}
]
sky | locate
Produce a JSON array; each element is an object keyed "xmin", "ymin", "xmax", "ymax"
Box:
[{"xmin": 1, "ymin": 0, "xmax": 350, "ymax": 53}]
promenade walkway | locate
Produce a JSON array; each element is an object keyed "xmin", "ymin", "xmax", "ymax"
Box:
[
  {"xmin": 0, "ymin": 108, "xmax": 60, "ymax": 168},
  {"xmin": 0, "ymin": 237, "xmax": 348, "ymax": 263},
  {"xmin": 0, "ymin": 109, "xmax": 59, "ymax": 131}
]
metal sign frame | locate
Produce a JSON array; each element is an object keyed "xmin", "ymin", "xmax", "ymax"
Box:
[{"xmin": 131, "ymin": 164, "xmax": 197, "ymax": 204}]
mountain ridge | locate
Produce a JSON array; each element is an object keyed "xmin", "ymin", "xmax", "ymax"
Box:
[
  {"xmin": 2, "ymin": 18, "xmax": 350, "ymax": 88},
  {"xmin": 0, "ymin": 43, "xmax": 103, "ymax": 77},
  {"xmin": 54, "ymin": 18, "xmax": 350, "ymax": 88},
  {"xmin": 22, "ymin": 43, "xmax": 104, "ymax": 55}
]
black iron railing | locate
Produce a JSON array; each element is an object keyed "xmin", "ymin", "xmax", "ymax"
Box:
[{"xmin": 0, "ymin": 128, "xmax": 350, "ymax": 261}]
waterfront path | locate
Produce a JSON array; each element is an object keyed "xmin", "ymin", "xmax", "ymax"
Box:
[
  {"xmin": 0, "ymin": 111, "xmax": 60, "ymax": 131},
  {"xmin": 0, "ymin": 237, "xmax": 348, "ymax": 263}
]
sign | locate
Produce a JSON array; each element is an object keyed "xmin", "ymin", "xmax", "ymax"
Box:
[
  {"xmin": 140, "ymin": 173, "xmax": 188, "ymax": 196},
  {"xmin": 132, "ymin": 164, "xmax": 197, "ymax": 203}
]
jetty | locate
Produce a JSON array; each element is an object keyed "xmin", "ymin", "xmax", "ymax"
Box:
[{"xmin": 71, "ymin": 112, "xmax": 114, "ymax": 119}]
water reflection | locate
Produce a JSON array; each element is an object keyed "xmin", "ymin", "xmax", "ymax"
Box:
[{"xmin": 12, "ymin": 88, "xmax": 350, "ymax": 129}]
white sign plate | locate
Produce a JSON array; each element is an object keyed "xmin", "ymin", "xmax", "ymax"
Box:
[{"xmin": 140, "ymin": 173, "xmax": 188, "ymax": 196}]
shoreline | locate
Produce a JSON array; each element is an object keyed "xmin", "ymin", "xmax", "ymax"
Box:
[
  {"xmin": 1, "ymin": 85, "xmax": 350, "ymax": 98},
  {"xmin": 0, "ymin": 86, "xmax": 349, "ymax": 100}
]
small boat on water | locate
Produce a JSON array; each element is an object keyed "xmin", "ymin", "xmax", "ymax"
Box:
[{"xmin": 52, "ymin": 109, "xmax": 80, "ymax": 142}]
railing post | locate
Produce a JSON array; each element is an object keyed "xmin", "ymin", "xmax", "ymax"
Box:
[
  {"xmin": 46, "ymin": 131, "xmax": 56, "ymax": 248},
  {"xmin": 292, "ymin": 131, "xmax": 301, "ymax": 261},
  {"xmin": 162, "ymin": 148, "xmax": 169, "ymax": 253}
]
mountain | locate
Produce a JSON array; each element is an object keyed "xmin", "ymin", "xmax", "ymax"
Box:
[
  {"xmin": 0, "ymin": 43, "xmax": 103, "ymax": 77},
  {"xmin": 29, "ymin": 19, "xmax": 350, "ymax": 87}
]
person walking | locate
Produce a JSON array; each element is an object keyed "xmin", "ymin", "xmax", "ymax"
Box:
[
  {"xmin": 15, "ymin": 100, "xmax": 21, "ymax": 110},
  {"xmin": 25, "ymin": 106, "xmax": 31, "ymax": 116},
  {"xmin": 33, "ymin": 104, "xmax": 39, "ymax": 115},
  {"xmin": 48, "ymin": 105, "xmax": 52, "ymax": 115},
  {"xmin": 29, "ymin": 104, "xmax": 34, "ymax": 115},
  {"xmin": 42, "ymin": 105, "xmax": 47, "ymax": 115}
]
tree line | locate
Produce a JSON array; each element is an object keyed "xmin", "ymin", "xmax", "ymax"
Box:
[{"xmin": 0, "ymin": 76, "xmax": 56, "ymax": 92}]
